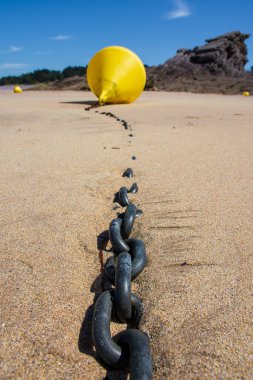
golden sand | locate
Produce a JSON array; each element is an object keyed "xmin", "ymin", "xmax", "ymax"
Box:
[{"xmin": 1, "ymin": 90, "xmax": 252, "ymax": 379}]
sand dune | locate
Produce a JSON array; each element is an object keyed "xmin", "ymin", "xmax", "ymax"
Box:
[{"xmin": 1, "ymin": 90, "xmax": 252, "ymax": 379}]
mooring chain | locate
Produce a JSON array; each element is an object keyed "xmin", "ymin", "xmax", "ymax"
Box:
[
  {"xmin": 113, "ymin": 183, "xmax": 138, "ymax": 207},
  {"xmin": 92, "ymin": 169, "xmax": 152, "ymax": 379}
]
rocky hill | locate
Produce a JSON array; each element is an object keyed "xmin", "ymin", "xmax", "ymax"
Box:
[{"xmin": 146, "ymin": 31, "xmax": 253, "ymax": 94}]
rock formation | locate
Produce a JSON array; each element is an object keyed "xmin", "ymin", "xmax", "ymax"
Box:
[{"xmin": 146, "ymin": 31, "xmax": 253, "ymax": 94}]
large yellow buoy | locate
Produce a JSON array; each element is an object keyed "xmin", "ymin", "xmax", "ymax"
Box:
[
  {"xmin": 87, "ymin": 46, "xmax": 146, "ymax": 105},
  {"xmin": 13, "ymin": 86, "xmax": 23, "ymax": 93},
  {"xmin": 242, "ymin": 91, "xmax": 250, "ymax": 97}
]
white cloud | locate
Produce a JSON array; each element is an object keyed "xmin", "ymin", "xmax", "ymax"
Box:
[
  {"xmin": 0, "ymin": 63, "xmax": 32, "ymax": 69},
  {"xmin": 0, "ymin": 46, "xmax": 23, "ymax": 54},
  {"xmin": 9, "ymin": 46, "xmax": 23, "ymax": 52},
  {"xmin": 165, "ymin": 0, "xmax": 191, "ymax": 20},
  {"xmin": 51, "ymin": 35, "xmax": 72, "ymax": 41}
]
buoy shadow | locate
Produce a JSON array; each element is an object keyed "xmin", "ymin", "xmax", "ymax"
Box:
[{"xmin": 60, "ymin": 100, "xmax": 98, "ymax": 106}]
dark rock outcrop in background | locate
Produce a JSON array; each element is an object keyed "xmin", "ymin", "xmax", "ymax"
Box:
[{"xmin": 146, "ymin": 31, "xmax": 253, "ymax": 94}]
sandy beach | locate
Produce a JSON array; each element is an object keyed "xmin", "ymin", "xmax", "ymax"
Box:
[{"xmin": 1, "ymin": 90, "xmax": 252, "ymax": 379}]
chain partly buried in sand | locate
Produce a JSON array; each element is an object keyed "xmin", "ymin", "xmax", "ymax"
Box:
[{"xmin": 92, "ymin": 168, "xmax": 152, "ymax": 379}]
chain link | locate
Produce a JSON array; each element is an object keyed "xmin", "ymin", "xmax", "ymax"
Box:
[
  {"xmin": 92, "ymin": 168, "xmax": 152, "ymax": 379},
  {"xmin": 122, "ymin": 168, "xmax": 134, "ymax": 178}
]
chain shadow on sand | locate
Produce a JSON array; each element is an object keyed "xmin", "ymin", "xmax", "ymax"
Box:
[{"xmin": 78, "ymin": 231, "xmax": 128, "ymax": 380}]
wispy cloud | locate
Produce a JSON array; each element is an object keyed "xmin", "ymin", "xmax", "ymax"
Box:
[
  {"xmin": 51, "ymin": 35, "xmax": 72, "ymax": 41},
  {"xmin": 165, "ymin": 0, "xmax": 191, "ymax": 20},
  {"xmin": 9, "ymin": 46, "xmax": 23, "ymax": 52},
  {"xmin": 0, "ymin": 63, "xmax": 32, "ymax": 69},
  {"xmin": 0, "ymin": 45, "xmax": 23, "ymax": 54}
]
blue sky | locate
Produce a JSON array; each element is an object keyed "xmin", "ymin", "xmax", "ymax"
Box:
[{"xmin": 0, "ymin": 0, "xmax": 252, "ymax": 77}]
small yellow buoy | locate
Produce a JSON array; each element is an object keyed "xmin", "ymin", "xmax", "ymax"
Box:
[
  {"xmin": 242, "ymin": 91, "xmax": 250, "ymax": 97},
  {"xmin": 87, "ymin": 46, "xmax": 146, "ymax": 105},
  {"xmin": 13, "ymin": 86, "xmax": 23, "ymax": 93}
]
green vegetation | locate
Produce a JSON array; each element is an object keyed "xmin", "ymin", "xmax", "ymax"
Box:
[
  {"xmin": 0, "ymin": 66, "xmax": 87, "ymax": 85},
  {"xmin": 61, "ymin": 66, "xmax": 86, "ymax": 78}
]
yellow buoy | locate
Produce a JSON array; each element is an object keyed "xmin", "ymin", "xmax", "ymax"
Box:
[
  {"xmin": 242, "ymin": 91, "xmax": 250, "ymax": 97},
  {"xmin": 13, "ymin": 86, "xmax": 23, "ymax": 93},
  {"xmin": 87, "ymin": 46, "xmax": 146, "ymax": 105}
]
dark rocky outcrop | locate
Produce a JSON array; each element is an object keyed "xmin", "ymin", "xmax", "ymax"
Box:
[{"xmin": 146, "ymin": 31, "xmax": 253, "ymax": 94}]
